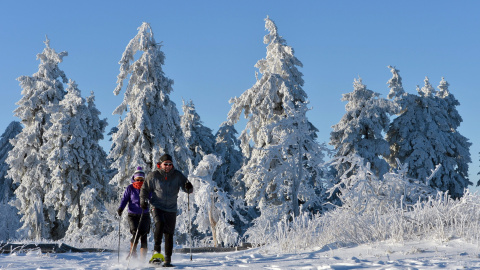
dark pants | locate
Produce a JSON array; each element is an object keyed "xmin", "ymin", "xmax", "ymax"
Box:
[
  {"xmin": 152, "ymin": 208, "xmax": 177, "ymax": 259},
  {"xmin": 128, "ymin": 213, "xmax": 151, "ymax": 249}
]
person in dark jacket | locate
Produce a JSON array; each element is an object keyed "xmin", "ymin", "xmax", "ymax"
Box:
[
  {"xmin": 140, "ymin": 154, "xmax": 193, "ymax": 267},
  {"xmin": 118, "ymin": 166, "xmax": 151, "ymax": 260}
]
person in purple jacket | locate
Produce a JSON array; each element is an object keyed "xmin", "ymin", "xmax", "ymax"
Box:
[{"xmin": 117, "ymin": 166, "xmax": 151, "ymax": 260}]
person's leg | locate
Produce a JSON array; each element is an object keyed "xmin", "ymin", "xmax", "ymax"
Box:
[
  {"xmin": 163, "ymin": 211, "xmax": 177, "ymax": 264},
  {"xmin": 127, "ymin": 214, "xmax": 140, "ymax": 258},
  {"xmin": 152, "ymin": 208, "xmax": 165, "ymax": 253},
  {"xmin": 139, "ymin": 214, "xmax": 150, "ymax": 259},
  {"xmin": 140, "ymin": 233, "xmax": 148, "ymax": 259},
  {"xmin": 164, "ymin": 233, "xmax": 174, "ymax": 262}
]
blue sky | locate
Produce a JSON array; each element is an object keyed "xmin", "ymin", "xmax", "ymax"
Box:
[{"xmin": 1, "ymin": 1, "xmax": 479, "ymax": 190}]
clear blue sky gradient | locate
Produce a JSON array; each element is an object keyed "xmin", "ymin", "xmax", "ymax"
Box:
[{"xmin": 1, "ymin": 1, "xmax": 479, "ymax": 190}]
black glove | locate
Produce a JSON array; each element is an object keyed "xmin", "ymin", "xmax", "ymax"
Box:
[
  {"xmin": 117, "ymin": 209, "xmax": 123, "ymax": 216},
  {"xmin": 185, "ymin": 181, "xmax": 193, "ymax": 194},
  {"xmin": 140, "ymin": 200, "xmax": 148, "ymax": 210}
]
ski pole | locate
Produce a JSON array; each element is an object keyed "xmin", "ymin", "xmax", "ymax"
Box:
[
  {"xmin": 118, "ymin": 216, "xmax": 121, "ymax": 263},
  {"xmin": 188, "ymin": 192, "xmax": 192, "ymax": 261},
  {"xmin": 127, "ymin": 211, "xmax": 144, "ymax": 269}
]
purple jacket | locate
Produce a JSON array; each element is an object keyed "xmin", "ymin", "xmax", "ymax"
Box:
[{"xmin": 118, "ymin": 183, "xmax": 151, "ymax": 215}]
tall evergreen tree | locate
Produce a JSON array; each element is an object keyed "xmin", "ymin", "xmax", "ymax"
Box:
[
  {"xmin": 387, "ymin": 77, "xmax": 471, "ymax": 198},
  {"xmin": 330, "ymin": 77, "xmax": 396, "ymax": 178},
  {"xmin": 213, "ymin": 122, "xmax": 243, "ymax": 194},
  {"xmin": 181, "ymin": 99, "xmax": 215, "ymax": 167},
  {"xmin": 109, "ymin": 22, "xmax": 191, "ymax": 188},
  {"xmin": 6, "ymin": 37, "xmax": 67, "ymax": 240},
  {"xmin": 0, "ymin": 121, "xmax": 22, "ymax": 241},
  {"xmin": 228, "ymin": 17, "xmax": 327, "ymax": 222},
  {"xmin": 434, "ymin": 78, "xmax": 471, "ymax": 197},
  {"xmin": 42, "ymin": 81, "xmax": 112, "ymax": 240}
]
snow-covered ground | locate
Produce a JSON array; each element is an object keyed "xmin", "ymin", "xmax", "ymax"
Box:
[{"xmin": 2, "ymin": 239, "xmax": 480, "ymax": 269}]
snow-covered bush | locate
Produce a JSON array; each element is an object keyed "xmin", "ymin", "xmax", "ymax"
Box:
[{"xmin": 328, "ymin": 154, "xmax": 436, "ymax": 214}]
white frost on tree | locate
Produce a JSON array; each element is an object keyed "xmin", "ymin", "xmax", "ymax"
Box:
[
  {"xmin": 181, "ymin": 99, "xmax": 215, "ymax": 167},
  {"xmin": 183, "ymin": 154, "xmax": 243, "ymax": 247},
  {"xmin": 330, "ymin": 77, "xmax": 397, "ymax": 178},
  {"xmin": 42, "ymin": 80, "xmax": 112, "ymax": 241},
  {"xmin": 6, "ymin": 37, "xmax": 68, "ymax": 240},
  {"xmin": 0, "ymin": 121, "xmax": 22, "ymax": 241},
  {"xmin": 110, "ymin": 22, "xmax": 192, "ymax": 189},
  {"xmin": 227, "ymin": 17, "xmax": 327, "ymax": 224},
  {"xmin": 387, "ymin": 76, "xmax": 471, "ymax": 198}
]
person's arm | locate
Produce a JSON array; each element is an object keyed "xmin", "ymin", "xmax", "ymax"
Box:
[
  {"xmin": 117, "ymin": 187, "xmax": 130, "ymax": 216},
  {"xmin": 179, "ymin": 171, "xmax": 193, "ymax": 194},
  {"xmin": 140, "ymin": 172, "xmax": 152, "ymax": 209}
]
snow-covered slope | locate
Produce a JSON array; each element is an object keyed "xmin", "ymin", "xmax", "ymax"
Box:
[{"xmin": 2, "ymin": 238, "xmax": 480, "ymax": 269}]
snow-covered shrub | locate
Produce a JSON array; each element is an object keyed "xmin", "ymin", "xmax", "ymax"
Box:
[
  {"xmin": 244, "ymin": 154, "xmax": 480, "ymax": 254},
  {"xmin": 328, "ymin": 154, "xmax": 436, "ymax": 214},
  {"xmin": 247, "ymin": 190, "xmax": 480, "ymax": 254}
]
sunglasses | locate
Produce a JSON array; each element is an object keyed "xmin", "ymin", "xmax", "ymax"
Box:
[
  {"xmin": 163, "ymin": 163, "xmax": 173, "ymax": 166},
  {"xmin": 134, "ymin": 177, "xmax": 145, "ymax": 181}
]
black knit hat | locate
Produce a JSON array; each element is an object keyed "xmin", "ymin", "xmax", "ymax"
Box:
[{"xmin": 160, "ymin": 154, "xmax": 173, "ymax": 163}]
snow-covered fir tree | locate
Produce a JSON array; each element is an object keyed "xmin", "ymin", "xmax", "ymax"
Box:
[
  {"xmin": 42, "ymin": 81, "xmax": 112, "ymax": 241},
  {"xmin": 85, "ymin": 91, "xmax": 112, "ymax": 198},
  {"xmin": 181, "ymin": 99, "xmax": 215, "ymax": 167},
  {"xmin": 213, "ymin": 122, "xmax": 243, "ymax": 194},
  {"xmin": 110, "ymin": 22, "xmax": 192, "ymax": 189},
  {"xmin": 433, "ymin": 78, "xmax": 471, "ymax": 196},
  {"xmin": 6, "ymin": 37, "xmax": 68, "ymax": 240},
  {"xmin": 387, "ymin": 77, "xmax": 471, "ymax": 198},
  {"xmin": 386, "ymin": 66, "xmax": 405, "ymax": 101},
  {"xmin": 330, "ymin": 77, "xmax": 396, "ymax": 178},
  {"xmin": 0, "ymin": 121, "xmax": 22, "ymax": 241},
  {"xmin": 227, "ymin": 17, "xmax": 327, "ymax": 223}
]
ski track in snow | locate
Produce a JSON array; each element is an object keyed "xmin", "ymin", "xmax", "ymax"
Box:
[{"xmin": 2, "ymin": 239, "xmax": 480, "ymax": 269}]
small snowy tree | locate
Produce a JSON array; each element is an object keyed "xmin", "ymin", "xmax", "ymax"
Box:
[
  {"xmin": 227, "ymin": 17, "xmax": 327, "ymax": 223},
  {"xmin": 213, "ymin": 122, "xmax": 243, "ymax": 194},
  {"xmin": 181, "ymin": 99, "xmax": 215, "ymax": 167},
  {"xmin": 386, "ymin": 66, "xmax": 406, "ymax": 101},
  {"xmin": 110, "ymin": 22, "xmax": 191, "ymax": 189},
  {"xmin": 330, "ymin": 77, "xmax": 397, "ymax": 178},
  {"xmin": 182, "ymin": 154, "xmax": 244, "ymax": 247},
  {"xmin": 0, "ymin": 121, "xmax": 22, "ymax": 241},
  {"xmin": 6, "ymin": 37, "xmax": 67, "ymax": 240},
  {"xmin": 42, "ymin": 81, "xmax": 112, "ymax": 240}
]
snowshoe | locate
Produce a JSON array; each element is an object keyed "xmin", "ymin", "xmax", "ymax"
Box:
[{"xmin": 149, "ymin": 252, "xmax": 165, "ymax": 265}]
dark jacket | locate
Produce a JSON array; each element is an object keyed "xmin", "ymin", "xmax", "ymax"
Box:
[
  {"xmin": 118, "ymin": 183, "xmax": 150, "ymax": 215},
  {"xmin": 140, "ymin": 168, "xmax": 189, "ymax": 213}
]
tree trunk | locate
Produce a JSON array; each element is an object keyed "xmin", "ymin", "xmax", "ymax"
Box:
[{"xmin": 208, "ymin": 193, "xmax": 218, "ymax": 247}]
